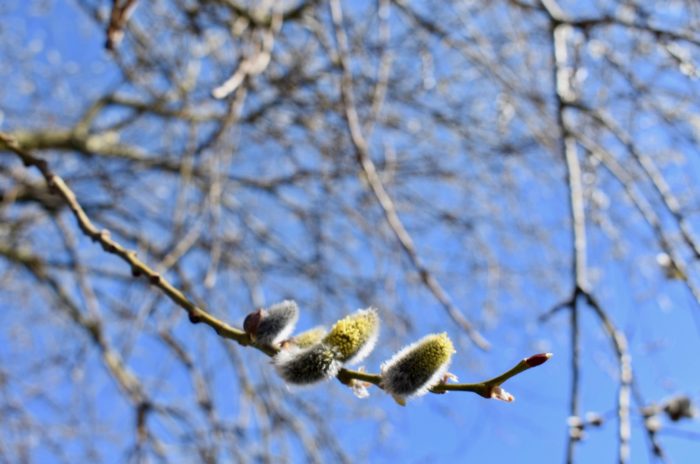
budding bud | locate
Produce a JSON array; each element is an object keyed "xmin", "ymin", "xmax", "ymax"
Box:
[
  {"xmin": 524, "ymin": 352, "xmax": 553, "ymax": 367},
  {"xmin": 274, "ymin": 343, "xmax": 342, "ymax": 385},
  {"xmin": 380, "ymin": 333, "xmax": 455, "ymax": 402},
  {"xmin": 490, "ymin": 386, "xmax": 514, "ymax": 402},
  {"xmin": 244, "ymin": 300, "xmax": 299, "ymax": 346},
  {"xmin": 323, "ymin": 308, "xmax": 380, "ymax": 365},
  {"xmin": 243, "ymin": 309, "xmax": 264, "ymax": 337}
]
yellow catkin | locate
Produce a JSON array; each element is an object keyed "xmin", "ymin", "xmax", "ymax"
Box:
[
  {"xmin": 323, "ymin": 308, "xmax": 379, "ymax": 363},
  {"xmin": 380, "ymin": 333, "xmax": 456, "ymax": 398},
  {"xmin": 401, "ymin": 333, "xmax": 454, "ymax": 373},
  {"xmin": 292, "ymin": 326, "xmax": 327, "ymax": 348}
]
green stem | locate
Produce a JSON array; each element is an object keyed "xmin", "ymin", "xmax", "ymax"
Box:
[
  {"xmin": 431, "ymin": 353, "xmax": 553, "ymax": 398},
  {"xmin": 337, "ymin": 353, "xmax": 552, "ymax": 400}
]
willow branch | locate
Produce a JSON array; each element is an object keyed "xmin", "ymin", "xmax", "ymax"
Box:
[{"xmin": 1, "ymin": 132, "xmax": 552, "ymax": 400}]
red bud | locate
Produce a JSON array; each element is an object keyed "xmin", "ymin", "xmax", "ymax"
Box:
[{"xmin": 525, "ymin": 352, "xmax": 553, "ymax": 367}]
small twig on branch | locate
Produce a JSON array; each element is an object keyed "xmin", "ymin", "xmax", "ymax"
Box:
[
  {"xmin": 0, "ymin": 241, "xmax": 167, "ymax": 454},
  {"xmin": 583, "ymin": 292, "xmax": 632, "ymax": 464},
  {"xmin": 211, "ymin": 12, "xmax": 281, "ymax": 99},
  {"xmin": 631, "ymin": 386, "xmax": 668, "ymax": 461},
  {"xmin": 574, "ymin": 104, "xmax": 700, "ymax": 261},
  {"xmin": 106, "ymin": 0, "xmax": 139, "ymax": 51},
  {"xmin": 576, "ymin": 132, "xmax": 700, "ymax": 307}
]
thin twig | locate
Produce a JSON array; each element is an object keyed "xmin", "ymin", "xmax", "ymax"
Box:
[
  {"xmin": 0, "ymin": 132, "xmax": 250, "ymax": 346},
  {"xmin": 211, "ymin": 12, "xmax": 281, "ymax": 99},
  {"xmin": 328, "ymin": 0, "xmax": 490, "ymax": 350},
  {"xmin": 544, "ymin": 7, "xmax": 586, "ymax": 461},
  {"xmin": 576, "ymin": 133, "xmax": 700, "ymax": 306},
  {"xmin": 631, "ymin": 364, "xmax": 667, "ymax": 460},
  {"xmin": 1, "ymin": 242, "xmax": 168, "ymax": 456},
  {"xmin": 574, "ymin": 104, "xmax": 700, "ymax": 261},
  {"xmin": 583, "ymin": 292, "xmax": 632, "ymax": 464},
  {"xmin": 106, "ymin": 0, "xmax": 139, "ymax": 50}
]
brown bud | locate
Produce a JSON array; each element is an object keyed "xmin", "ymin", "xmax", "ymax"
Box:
[
  {"xmin": 243, "ymin": 308, "xmax": 265, "ymax": 340},
  {"xmin": 524, "ymin": 352, "xmax": 553, "ymax": 367}
]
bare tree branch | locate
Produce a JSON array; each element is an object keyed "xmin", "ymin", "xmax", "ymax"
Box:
[{"xmin": 329, "ymin": 0, "xmax": 490, "ymax": 350}]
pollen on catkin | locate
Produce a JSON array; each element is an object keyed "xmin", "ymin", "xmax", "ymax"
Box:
[
  {"xmin": 274, "ymin": 342, "xmax": 343, "ymax": 385},
  {"xmin": 246, "ymin": 300, "xmax": 299, "ymax": 346},
  {"xmin": 323, "ymin": 308, "xmax": 380, "ymax": 365},
  {"xmin": 291, "ymin": 326, "xmax": 327, "ymax": 349},
  {"xmin": 380, "ymin": 333, "xmax": 455, "ymax": 400}
]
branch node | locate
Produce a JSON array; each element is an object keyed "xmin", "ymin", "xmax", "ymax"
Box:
[
  {"xmin": 36, "ymin": 159, "xmax": 49, "ymax": 172},
  {"xmin": 47, "ymin": 175, "xmax": 59, "ymax": 192}
]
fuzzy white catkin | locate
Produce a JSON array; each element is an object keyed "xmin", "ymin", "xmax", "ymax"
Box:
[
  {"xmin": 273, "ymin": 307, "xmax": 380, "ymax": 386},
  {"xmin": 380, "ymin": 333, "xmax": 455, "ymax": 400},
  {"xmin": 322, "ymin": 307, "xmax": 380, "ymax": 365},
  {"xmin": 274, "ymin": 343, "xmax": 343, "ymax": 385},
  {"xmin": 255, "ymin": 300, "xmax": 299, "ymax": 346}
]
